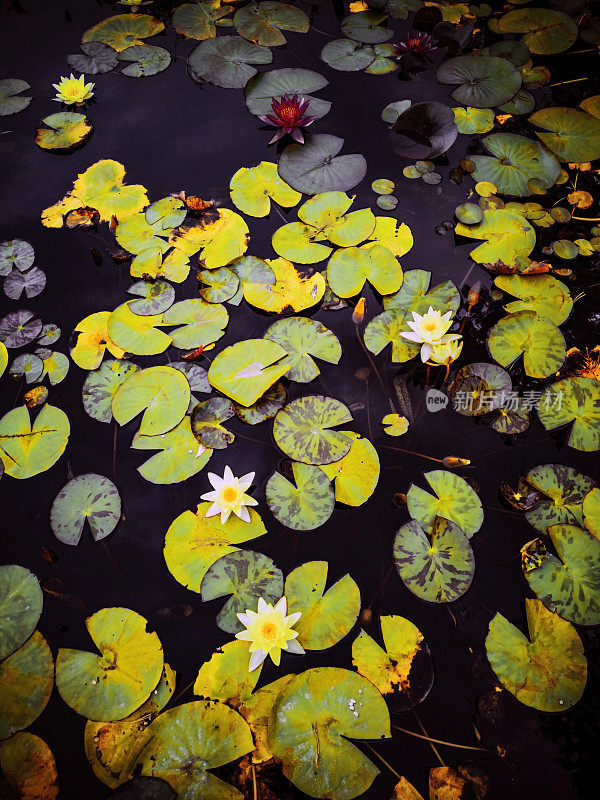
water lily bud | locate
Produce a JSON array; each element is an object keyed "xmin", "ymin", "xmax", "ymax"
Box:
[
  {"xmin": 352, "ymin": 297, "xmax": 366, "ymax": 324},
  {"xmin": 442, "ymin": 456, "xmax": 471, "ymax": 468},
  {"xmin": 360, "ymin": 608, "xmax": 373, "ymax": 627},
  {"xmin": 393, "ymin": 492, "xmax": 408, "ymax": 507},
  {"xmin": 467, "ymin": 281, "xmax": 481, "ymax": 311}
]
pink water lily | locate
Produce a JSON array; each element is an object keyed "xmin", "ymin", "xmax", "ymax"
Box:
[
  {"xmin": 395, "ymin": 31, "xmax": 437, "ymax": 55},
  {"xmin": 258, "ymin": 94, "xmax": 318, "ymax": 144}
]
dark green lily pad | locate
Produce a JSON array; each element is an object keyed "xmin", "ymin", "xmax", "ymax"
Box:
[
  {"xmin": 341, "ymin": 10, "xmax": 392, "ymax": 43},
  {"xmin": 0, "ymin": 79, "xmax": 32, "ymax": 116},
  {"xmin": 67, "ymin": 41, "xmax": 119, "ymax": 74},
  {"xmin": 234, "ymin": 381, "xmax": 286, "ymax": 424},
  {"xmin": 173, "ymin": 2, "xmax": 231, "ymax": 41},
  {"xmin": 470, "ymin": 133, "xmax": 560, "ymax": 197},
  {"xmin": 119, "ymin": 45, "xmax": 171, "ymax": 77},
  {"xmin": 273, "ymin": 395, "xmax": 353, "ymax": 465},
  {"xmin": 320, "ymin": 39, "xmax": 375, "ymax": 71},
  {"xmin": 0, "ymin": 565, "xmax": 43, "ymax": 661},
  {"xmin": 278, "ymin": 134, "xmax": 367, "ymax": 195},
  {"xmin": 437, "ymin": 55, "xmax": 522, "ymax": 108},
  {"xmin": 498, "ymin": 8, "xmax": 577, "ymax": 55},
  {"xmin": 529, "ymin": 107, "xmax": 600, "ymax": 163},
  {"xmin": 407, "ymin": 469, "xmax": 483, "ymax": 537},
  {"xmin": 390, "ymin": 101, "xmax": 458, "ymax": 160},
  {"xmin": 188, "ymin": 35, "xmax": 272, "ymax": 89},
  {"xmin": 524, "ymin": 464, "xmax": 595, "ymax": 532},
  {"xmin": 383, "ymin": 268, "xmax": 460, "ymax": 315},
  {"xmin": 244, "ymin": 67, "xmax": 330, "ymax": 119},
  {"xmin": 266, "ymin": 461, "xmax": 335, "ymax": 530},
  {"xmin": 82, "ymin": 359, "xmax": 139, "ymax": 423},
  {"xmin": 450, "ymin": 361, "xmax": 512, "ymax": 416},
  {"xmin": 109, "ymin": 777, "xmax": 176, "ymax": 800},
  {"xmin": 191, "ymin": 396, "xmax": 236, "ymax": 449},
  {"xmin": 50, "ymin": 473, "xmax": 121, "ymax": 546},
  {"xmin": 234, "ymin": 1, "xmax": 309, "ymax": 47}
]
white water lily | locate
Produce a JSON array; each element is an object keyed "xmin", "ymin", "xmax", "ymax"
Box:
[
  {"xmin": 200, "ymin": 465, "xmax": 257, "ymax": 523},
  {"xmin": 428, "ymin": 338, "xmax": 463, "ymax": 366},
  {"xmin": 400, "ymin": 306, "xmax": 461, "ymax": 362},
  {"xmin": 236, "ymin": 596, "xmax": 304, "ymax": 671}
]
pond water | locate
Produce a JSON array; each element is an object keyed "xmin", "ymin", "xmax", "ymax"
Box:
[{"xmin": 1, "ymin": 2, "xmax": 599, "ymax": 799}]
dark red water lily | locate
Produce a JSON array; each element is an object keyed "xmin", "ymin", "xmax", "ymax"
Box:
[
  {"xmin": 258, "ymin": 94, "xmax": 317, "ymax": 144},
  {"xmin": 395, "ymin": 30, "xmax": 437, "ymax": 54}
]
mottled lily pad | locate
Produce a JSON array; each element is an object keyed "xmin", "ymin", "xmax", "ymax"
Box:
[
  {"xmin": 263, "ymin": 316, "xmax": 341, "ymax": 382},
  {"xmin": 191, "ymin": 396, "xmax": 236, "ymax": 449},
  {"xmin": 407, "ymin": 469, "xmax": 483, "ymax": 537},
  {"xmin": 82, "ymin": 14, "xmax": 165, "ymax": 52},
  {"xmin": 488, "ymin": 310, "xmax": 566, "ymax": 379},
  {"xmin": 524, "ymin": 464, "xmax": 595, "ymax": 532},
  {"xmin": 266, "ymin": 461, "xmax": 335, "ymax": 530},
  {"xmin": 208, "ymin": 339, "xmax": 288, "ymax": 406},
  {"xmin": 50, "ymin": 473, "xmax": 121, "ymax": 546},
  {"xmin": 67, "ymin": 41, "xmax": 119, "ymax": 74},
  {"xmin": 0, "ymin": 732, "xmax": 58, "ymax": 800},
  {"xmin": 83, "ymin": 359, "xmax": 138, "ymax": 423},
  {"xmin": 273, "ymin": 395, "xmax": 353, "ymax": 465},
  {"xmin": 538, "ymin": 377, "xmax": 600, "ymax": 452}
]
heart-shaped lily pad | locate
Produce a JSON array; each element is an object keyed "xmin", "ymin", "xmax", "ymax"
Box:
[
  {"xmin": 407, "ymin": 469, "xmax": 483, "ymax": 537},
  {"xmin": 487, "ymin": 310, "xmax": 566, "ymax": 379},
  {"xmin": 50, "ymin": 473, "xmax": 121, "ymax": 545},
  {"xmin": 437, "ymin": 55, "xmax": 522, "ymax": 108},
  {"xmin": 0, "ymin": 631, "xmax": 53, "ymax": 740},
  {"xmin": 273, "ymin": 395, "xmax": 353, "ymax": 465},
  {"xmin": 188, "ymin": 35, "xmax": 272, "ymax": 89},
  {"xmin": 266, "ymin": 461, "xmax": 335, "ymax": 530},
  {"xmin": 0, "ymin": 565, "xmax": 43, "ymax": 661},
  {"xmin": 278, "ymin": 134, "xmax": 367, "ymax": 195},
  {"xmin": 538, "ymin": 377, "xmax": 600, "ymax": 452},
  {"xmin": 524, "ymin": 464, "xmax": 595, "ymax": 532},
  {"xmin": 208, "ymin": 339, "xmax": 289, "ymax": 406}
]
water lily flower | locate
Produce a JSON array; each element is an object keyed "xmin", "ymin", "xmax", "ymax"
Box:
[
  {"xmin": 395, "ymin": 31, "xmax": 437, "ymax": 55},
  {"xmin": 118, "ymin": 0, "xmax": 151, "ymax": 9},
  {"xmin": 52, "ymin": 74, "xmax": 95, "ymax": 105},
  {"xmin": 258, "ymin": 94, "xmax": 318, "ymax": 144},
  {"xmin": 428, "ymin": 338, "xmax": 463, "ymax": 366},
  {"xmin": 400, "ymin": 307, "xmax": 461, "ymax": 362},
  {"xmin": 200, "ymin": 465, "xmax": 257, "ymax": 523},
  {"xmin": 236, "ymin": 596, "xmax": 304, "ymax": 671}
]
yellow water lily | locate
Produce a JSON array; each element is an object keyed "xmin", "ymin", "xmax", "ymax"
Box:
[
  {"xmin": 428, "ymin": 338, "xmax": 463, "ymax": 366},
  {"xmin": 400, "ymin": 306, "xmax": 460, "ymax": 362},
  {"xmin": 200, "ymin": 465, "xmax": 257, "ymax": 523},
  {"xmin": 236, "ymin": 596, "xmax": 304, "ymax": 671},
  {"xmin": 52, "ymin": 74, "xmax": 95, "ymax": 105}
]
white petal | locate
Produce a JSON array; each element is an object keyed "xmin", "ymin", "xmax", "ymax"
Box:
[
  {"xmin": 421, "ymin": 344, "xmax": 432, "ymax": 362},
  {"xmin": 220, "ymin": 508, "xmax": 231, "ymax": 524},
  {"xmin": 274, "ymin": 596, "xmax": 287, "ymax": 616},
  {"xmin": 286, "ymin": 611, "xmax": 302, "ymax": 625},
  {"xmin": 257, "ymin": 597, "xmax": 269, "ymax": 613},
  {"xmin": 204, "ymin": 502, "xmax": 221, "ymax": 518},
  {"xmin": 284, "ymin": 639, "xmax": 305, "ymax": 655},
  {"xmin": 200, "ymin": 490, "xmax": 218, "ymax": 502},
  {"xmin": 248, "ymin": 649, "xmax": 267, "ymax": 672},
  {"xmin": 237, "ymin": 612, "xmax": 251, "ymax": 626},
  {"xmin": 235, "ymin": 505, "xmax": 251, "ymax": 523},
  {"xmin": 400, "ymin": 331, "xmax": 422, "ymax": 342},
  {"xmin": 223, "ymin": 465, "xmax": 234, "ymax": 481},
  {"xmin": 238, "ymin": 472, "xmax": 255, "ymax": 490}
]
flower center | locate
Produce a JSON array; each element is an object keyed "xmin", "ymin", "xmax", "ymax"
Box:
[
  {"xmin": 422, "ymin": 320, "xmax": 437, "ymax": 332},
  {"xmin": 221, "ymin": 486, "xmax": 239, "ymax": 505},
  {"xmin": 278, "ymin": 105, "xmax": 298, "ymax": 124},
  {"xmin": 260, "ymin": 621, "xmax": 280, "ymax": 643}
]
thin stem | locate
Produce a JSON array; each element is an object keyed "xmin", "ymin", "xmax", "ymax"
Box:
[
  {"xmin": 548, "ymin": 77, "xmax": 589, "ymax": 87},
  {"xmin": 393, "ymin": 725, "xmax": 489, "ymax": 752},
  {"xmin": 355, "ymin": 324, "xmax": 396, "ymax": 414},
  {"xmin": 172, "ymin": 677, "xmax": 195, "ymax": 704},
  {"xmin": 412, "ymin": 711, "xmax": 445, "ymax": 766},
  {"xmin": 252, "ymin": 764, "xmax": 258, "ymax": 800},
  {"xmin": 572, "ymin": 214, "xmax": 600, "ymax": 222},
  {"xmin": 363, "ymin": 743, "xmax": 402, "ymax": 782},
  {"xmin": 379, "ymin": 444, "xmax": 442, "ymax": 463}
]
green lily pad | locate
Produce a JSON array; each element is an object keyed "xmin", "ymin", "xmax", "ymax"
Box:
[
  {"xmin": 341, "ymin": 10, "xmax": 392, "ymax": 43},
  {"xmin": 208, "ymin": 339, "xmax": 289, "ymax": 406},
  {"xmin": 118, "ymin": 44, "xmax": 171, "ymax": 76},
  {"xmin": 112, "ymin": 365, "xmax": 190, "ymax": 436},
  {"xmin": 162, "ymin": 298, "xmax": 228, "ymax": 350},
  {"xmin": 524, "ymin": 524, "xmax": 600, "ymax": 626},
  {"xmin": 230, "ymin": 161, "xmax": 301, "ymax": 218},
  {"xmin": 266, "ymin": 461, "xmax": 335, "ymax": 530},
  {"xmin": 56, "ymin": 607, "xmax": 164, "ymax": 721},
  {"xmin": 132, "ymin": 417, "xmax": 212, "ymax": 484},
  {"xmin": 164, "ymin": 502, "xmax": 267, "ymax": 592},
  {"xmin": 107, "ymin": 303, "xmax": 171, "ymax": 356},
  {"xmin": 188, "ymin": 35, "xmax": 272, "ymax": 89},
  {"xmin": 244, "ymin": 67, "xmax": 330, "ymax": 119},
  {"xmin": 352, "ymin": 614, "xmax": 425, "ymax": 695},
  {"xmin": 470, "ymin": 133, "xmax": 560, "ymax": 197},
  {"xmin": 234, "ymin": 381, "xmax": 286, "ymax": 424},
  {"xmin": 455, "ymin": 209, "xmax": 535, "ymax": 266},
  {"xmin": 489, "ymin": 38, "xmax": 531, "ymax": 66},
  {"xmin": 127, "ymin": 280, "xmax": 175, "ymax": 315},
  {"xmin": 50, "ymin": 473, "xmax": 121, "ymax": 546},
  {"xmin": 452, "ymin": 106, "xmax": 495, "ymax": 134},
  {"xmin": 83, "ymin": 359, "xmax": 139, "ymax": 423},
  {"xmin": 381, "ymin": 99, "xmax": 412, "ymax": 125},
  {"xmin": 194, "ymin": 639, "xmax": 262, "ymax": 706},
  {"xmin": 486, "ymin": 599, "xmax": 586, "ymax": 712},
  {"xmin": 173, "ymin": 2, "xmax": 231, "ymax": 40},
  {"xmin": 327, "ymin": 244, "xmax": 402, "ymax": 298},
  {"xmin": 201, "ymin": 550, "xmax": 284, "ymax": 633},
  {"xmin": 83, "ymin": 13, "xmax": 165, "ymax": 52},
  {"xmin": 498, "ymin": 8, "xmax": 577, "ymax": 55},
  {"xmin": 529, "ymin": 107, "xmax": 600, "ymax": 163},
  {"xmin": 145, "ymin": 197, "xmax": 186, "ymax": 231},
  {"xmin": 319, "ymin": 432, "xmax": 379, "ymax": 506},
  {"xmin": 390, "ymin": 101, "xmax": 458, "ymax": 160},
  {"xmin": 234, "ymin": 1, "xmax": 309, "ymax": 46},
  {"xmin": 449, "ymin": 360, "xmax": 514, "ymax": 416},
  {"xmin": 67, "ymin": 41, "xmax": 119, "ymax": 73},
  {"xmin": 0, "ymin": 631, "xmax": 53, "ymax": 740},
  {"xmin": 273, "ymin": 395, "xmax": 353, "ymax": 465},
  {"xmin": 393, "ymin": 517, "xmax": 475, "ymax": 602},
  {"xmin": 538, "ymin": 377, "xmax": 600, "ymax": 452},
  {"xmin": 455, "ymin": 203, "xmax": 484, "ymax": 225},
  {"xmin": 364, "ymin": 309, "xmax": 420, "ymax": 363},
  {"xmin": 365, "ymin": 42, "xmax": 397, "ymax": 74},
  {"xmin": 191, "ymin": 396, "xmax": 235, "ymax": 449},
  {"xmin": 407, "ymin": 469, "xmax": 483, "ymax": 537},
  {"xmin": 494, "ymin": 274, "xmax": 572, "ymax": 324},
  {"xmin": 37, "ymin": 349, "xmax": 69, "ymax": 386},
  {"xmin": 9, "ymin": 353, "xmax": 43, "ymax": 383},
  {"xmin": 320, "ymin": 39, "xmax": 375, "ymax": 71},
  {"xmin": 524, "ymin": 464, "xmax": 595, "ymax": 532},
  {"xmin": 437, "ymin": 55, "xmax": 522, "ymax": 108},
  {"xmin": 238, "ymin": 674, "xmax": 295, "ymax": 763},
  {"xmin": 243, "ymin": 257, "xmax": 326, "ymax": 311},
  {"xmin": 583, "ymin": 488, "xmax": 600, "ymax": 540},
  {"xmin": 498, "ymin": 88, "xmax": 535, "ymax": 116},
  {"xmin": 263, "ymin": 317, "xmax": 341, "ymax": 382},
  {"xmin": 35, "ymin": 112, "xmax": 93, "ymax": 152},
  {"xmin": 278, "ymin": 134, "xmax": 367, "ymax": 195},
  {"xmin": 0, "ymin": 240, "xmax": 34, "ymax": 275},
  {"xmin": 198, "ymin": 267, "xmax": 240, "ymax": 303},
  {"xmin": 0, "ymin": 565, "xmax": 43, "ymax": 661},
  {"xmin": 284, "ymin": 561, "xmax": 360, "ymax": 649},
  {"xmin": 268, "ymin": 667, "xmax": 390, "ymax": 799},
  {"xmin": 0, "ymin": 79, "xmax": 32, "ymax": 116},
  {"xmin": 487, "ymin": 310, "xmax": 566, "ymax": 378},
  {"xmin": 383, "ymin": 269, "xmax": 460, "ymax": 315},
  {"xmin": 0, "ymin": 404, "xmax": 70, "ymax": 480}
]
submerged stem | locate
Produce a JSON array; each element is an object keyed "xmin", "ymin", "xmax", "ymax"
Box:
[
  {"xmin": 364, "ymin": 743, "xmax": 402, "ymax": 781},
  {"xmin": 393, "ymin": 725, "xmax": 489, "ymax": 752}
]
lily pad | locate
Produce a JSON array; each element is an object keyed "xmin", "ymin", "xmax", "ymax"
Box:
[
  {"xmin": 393, "ymin": 518, "xmax": 475, "ymax": 602},
  {"xmin": 71, "ymin": 311, "xmax": 126, "ymax": 370},
  {"xmin": 234, "ymin": 381, "xmax": 286, "ymax": 424},
  {"xmin": 453, "ymin": 106, "xmax": 495, "ymax": 134},
  {"xmin": 0, "ymin": 240, "xmax": 34, "ymax": 275},
  {"xmin": 82, "ymin": 359, "xmax": 138, "ymax": 423},
  {"xmin": 0, "ymin": 309, "xmax": 43, "ymax": 349},
  {"xmin": 0, "ymin": 78, "xmax": 32, "ymax": 116},
  {"xmin": 470, "ymin": 133, "xmax": 560, "ymax": 197},
  {"xmin": 208, "ymin": 339, "xmax": 288, "ymax": 406},
  {"xmin": 266, "ymin": 461, "xmax": 335, "ymax": 530},
  {"xmin": 118, "ymin": 45, "xmax": 171, "ymax": 77},
  {"xmin": 278, "ymin": 134, "xmax": 367, "ymax": 195},
  {"xmin": 524, "ymin": 464, "xmax": 594, "ymax": 533},
  {"xmin": 35, "ymin": 112, "xmax": 93, "ymax": 152},
  {"xmin": 0, "ymin": 565, "xmax": 43, "ymax": 661},
  {"xmin": 112, "ymin": 365, "xmax": 190, "ymax": 435},
  {"xmin": 319, "ymin": 432, "xmax": 379, "ymax": 506},
  {"xmin": 384, "ymin": 269, "xmax": 460, "ymax": 315},
  {"xmin": 529, "ymin": 107, "xmax": 600, "ymax": 163},
  {"xmin": 437, "ymin": 55, "xmax": 522, "ymax": 108},
  {"xmin": 127, "ymin": 280, "xmax": 174, "ymax": 315},
  {"xmin": 161, "ymin": 298, "xmax": 228, "ymax": 349},
  {"xmin": 450, "ymin": 361, "xmax": 512, "ymax": 416},
  {"xmin": 132, "ymin": 417, "xmax": 212, "ymax": 484},
  {"xmin": 230, "ymin": 161, "xmax": 301, "ymax": 217},
  {"xmin": 9, "ymin": 353, "xmax": 43, "ymax": 383},
  {"xmin": 50, "ymin": 473, "xmax": 121, "ymax": 546},
  {"xmin": 244, "ymin": 67, "xmax": 330, "ymax": 119},
  {"xmin": 56, "ymin": 607, "xmax": 164, "ymax": 721},
  {"xmin": 327, "ymin": 244, "xmax": 402, "ymax": 298},
  {"xmin": 169, "ymin": 209, "xmax": 249, "ymax": 268},
  {"xmin": 191, "ymin": 396, "xmax": 235, "ymax": 449},
  {"xmin": 488, "ymin": 310, "xmax": 565, "ymax": 379},
  {"xmin": 273, "ymin": 395, "xmax": 353, "ymax": 465},
  {"xmin": 498, "ymin": 8, "xmax": 577, "ymax": 55},
  {"xmin": 263, "ymin": 316, "xmax": 341, "ymax": 382},
  {"xmin": 234, "ymin": 1, "xmax": 309, "ymax": 47},
  {"xmin": 364, "ymin": 309, "xmax": 420, "ymax": 363},
  {"xmin": 486, "ymin": 598, "xmax": 586, "ymax": 711},
  {"xmin": 284, "ymin": 561, "xmax": 360, "ymax": 650},
  {"xmin": 320, "ymin": 39, "xmax": 375, "ymax": 71},
  {"xmin": 391, "ymin": 101, "xmax": 458, "ymax": 160},
  {"xmin": 0, "ymin": 732, "xmax": 58, "ymax": 800},
  {"xmin": 583, "ymin": 488, "xmax": 600, "ymax": 540},
  {"xmin": 198, "ymin": 266, "xmax": 240, "ymax": 304},
  {"xmin": 200, "ymin": 550, "xmax": 284, "ymax": 633},
  {"xmin": 0, "ymin": 404, "xmax": 70, "ymax": 480},
  {"xmin": 4, "ymin": 266, "xmax": 46, "ymax": 300},
  {"xmin": 188, "ymin": 35, "xmax": 272, "ymax": 89},
  {"xmin": 243, "ymin": 257, "xmax": 326, "ymax": 312},
  {"xmin": 455, "ymin": 209, "xmax": 536, "ymax": 266},
  {"xmin": 194, "ymin": 639, "xmax": 262, "ymax": 707},
  {"xmin": 494, "ymin": 274, "xmax": 572, "ymax": 324},
  {"xmin": 67, "ymin": 41, "xmax": 119, "ymax": 73},
  {"xmin": 341, "ymin": 10, "xmax": 392, "ymax": 43},
  {"xmin": 0, "ymin": 631, "xmax": 53, "ymax": 740},
  {"xmin": 173, "ymin": 2, "xmax": 231, "ymax": 40},
  {"xmin": 83, "ymin": 14, "xmax": 165, "ymax": 52},
  {"xmin": 268, "ymin": 667, "xmax": 390, "ymax": 799},
  {"xmin": 538, "ymin": 377, "xmax": 600, "ymax": 452},
  {"xmin": 407, "ymin": 469, "xmax": 483, "ymax": 537}
]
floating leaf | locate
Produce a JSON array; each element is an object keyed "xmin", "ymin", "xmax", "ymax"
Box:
[
  {"xmin": 494, "ymin": 274, "xmax": 572, "ymax": 324},
  {"xmin": 0, "ymin": 405, "xmax": 70, "ymax": 480},
  {"xmin": 201, "ymin": 550, "xmax": 284, "ymax": 633},
  {"xmin": 230, "ymin": 161, "xmax": 301, "ymax": 217},
  {"xmin": 162, "ymin": 298, "xmax": 228, "ymax": 349},
  {"xmin": 71, "ymin": 311, "xmax": 126, "ymax": 370},
  {"xmin": 453, "ymin": 106, "xmax": 495, "ymax": 134},
  {"xmin": 529, "ymin": 107, "xmax": 600, "ymax": 163},
  {"xmin": 83, "ymin": 13, "xmax": 165, "ymax": 52},
  {"xmin": 188, "ymin": 35, "xmax": 272, "ymax": 89},
  {"xmin": 9, "ymin": 353, "xmax": 43, "ymax": 383},
  {"xmin": 82, "ymin": 359, "xmax": 138, "ymax": 423},
  {"xmin": 108, "ymin": 302, "xmax": 171, "ymax": 356},
  {"xmin": 341, "ymin": 10, "xmax": 392, "ymax": 43},
  {"xmin": 319, "ymin": 432, "xmax": 379, "ymax": 506},
  {"xmin": 234, "ymin": 381, "xmax": 286, "ymax": 424},
  {"xmin": 56, "ymin": 607, "xmax": 164, "ymax": 721},
  {"xmin": 50, "ymin": 474, "xmax": 121, "ymax": 546},
  {"xmin": 0, "ymin": 565, "xmax": 43, "ymax": 661},
  {"xmin": 364, "ymin": 309, "xmax": 420, "ymax": 363},
  {"xmin": 238, "ymin": 674, "xmax": 294, "ymax": 763},
  {"xmin": 4, "ymin": 266, "xmax": 46, "ymax": 300},
  {"xmin": 132, "ymin": 700, "xmax": 253, "ymax": 800},
  {"xmin": 67, "ymin": 41, "xmax": 119, "ymax": 74},
  {"xmin": 284, "ymin": 561, "xmax": 360, "ymax": 649},
  {"xmin": 0, "ymin": 309, "xmax": 42, "ymax": 349},
  {"xmin": 133, "ymin": 417, "xmax": 212, "ymax": 484},
  {"xmin": 488, "ymin": 310, "xmax": 565, "ymax": 378},
  {"xmin": 0, "ymin": 732, "xmax": 58, "ymax": 800},
  {"xmin": 244, "ymin": 67, "xmax": 330, "ymax": 119},
  {"xmin": 0, "ymin": 239, "xmax": 34, "ymax": 275},
  {"xmin": 498, "ymin": 8, "xmax": 577, "ymax": 55},
  {"xmin": 127, "ymin": 280, "xmax": 174, "ymax": 316},
  {"xmin": 352, "ymin": 614, "xmax": 424, "ymax": 695},
  {"xmin": 383, "ymin": 269, "xmax": 459, "ymax": 317},
  {"xmin": 263, "ymin": 317, "xmax": 341, "ymax": 382},
  {"xmin": 164, "ymin": 503, "xmax": 266, "ymax": 592},
  {"xmin": 268, "ymin": 667, "xmax": 390, "ymax": 799},
  {"xmin": 198, "ymin": 266, "xmax": 240, "ymax": 303},
  {"xmin": 118, "ymin": 45, "xmax": 171, "ymax": 77},
  {"xmin": 112, "ymin": 365, "xmax": 190, "ymax": 435},
  {"xmin": 583, "ymin": 488, "xmax": 600, "ymax": 540},
  {"xmin": 37, "ymin": 349, "xmax": 69, "ymax": 386},
  {"xmin": 0, "ymin": 631, "xmax": 53, "ymax": 740},
  {"xmin": 194, "ymin": 640, "xmax": 262, "ymax": 706},
  {"xmin": 437, "ymin": 55, "xmax": 521, "ymax": 108},
  {"xmin": 35, "ymin": 112, "xmax": 93, "ymax": 152},
  {"xmin": 234, "ymin": 1, "xmax": 309, "ymax": 46},
  {"xmin": 273, "ymin": 395, "xmax": 353, "ymax": 465},
  {"xmin": 208, "ymin": 339, "xmax": 288, "ymax": 406},
  {"xmin": 524, "ymin": 464, "xmax": 594, "ymax": 533},
  {"xmin": 455, "ymin": 209, "xmax": 535, "ymax": 266},
  {"xmin": 109, "ymin": 777, "xmax": 176, "ymax": 800},
  {"xmin": 266, "ymin": 461, "xmax": 335, "ymax": 530},
  {"xmin": 407, "ymin": 469, "xmax": 483, "ymax": 537},
  {"xmin": 278, "ymin": 134, "xmax": 367, "ymax": 195},
  {"xmin": 191, "ymin": 396, "xmax": 235, "ymax": 449},
  {"xmin": 169, "ymin": 209, "xmax": 249, "ymax": 268},
  {"xmin": 382, "ymin": 413, "xmax": 409, "ymax": 436},
  {"xmin": 486, "ymin": 599, "xmax": 586, "ymax": 711},
  {"xmin": 470, "ymin": 133, "xmax": 560, "ymax": 197},
  {"xmin": 0, "ymin": 78, "xmax": 32, "ymax": 116},
  {"xmin": 391, "ymin": 101, "xmax": 458, "ymax": 160},
  {"xmin": 173, "ymin": 2, "xmax": 231, "ymax": 40},
  {"xmin": 538, "ymin": 377, "xmax": 600, "ymax": 452},
  {"xmin": 320, "ymin": 39, "xmax": 375, "ymax": 71},
  {"xmin": 327, "ymin": 244, "xmax": 402, "ymax": 298},
  {"xmin": 393, "ymin": 518, "xmax": 474, "ymax": 602},
  {"xmin": 449, "ymin": 361, "xmax": 512, "ymax": 416}
]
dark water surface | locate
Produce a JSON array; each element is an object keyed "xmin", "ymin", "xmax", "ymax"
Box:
[{"xmin": 1, "ymin": 2, "xmax": 599, "ymax": 799}]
